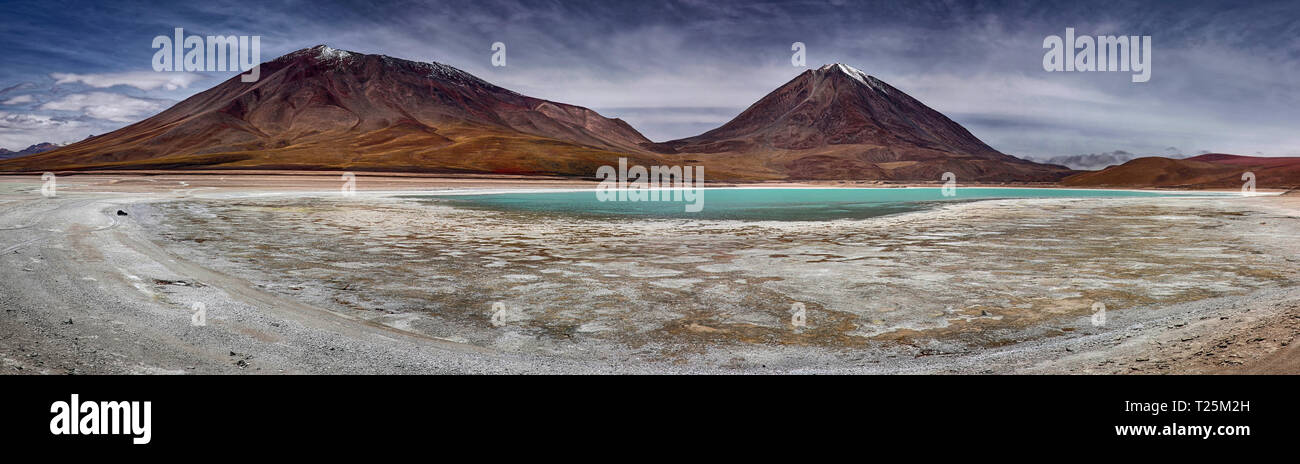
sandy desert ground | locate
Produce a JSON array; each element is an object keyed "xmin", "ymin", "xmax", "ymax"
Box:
[{"xmin": 0, "ymin": 172, "xmax": 1297, "ymax": 374}]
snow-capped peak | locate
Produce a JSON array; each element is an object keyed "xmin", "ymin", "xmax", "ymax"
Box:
[
  {"xmin": 314, "ymin": 45, "xmax": 353, "ymax": 61},
  {"xmin": 818, "ymin": 63, "xmax": 887, "ymax": 93},
  {"xmin": 284, "ymin": 45, "xmax": 513, "ymax": 93}
]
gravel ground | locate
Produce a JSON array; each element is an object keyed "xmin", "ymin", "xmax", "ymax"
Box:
[{"xmin": 1, "ymin": 174, "xmax": 1297, "ymax": 374}]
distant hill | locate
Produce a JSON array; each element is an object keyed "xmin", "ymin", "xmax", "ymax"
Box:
[
  {"xmin": 1023, "ymin": 150, "xmax": 1142, "ymax": 171},
  {"xmin": 1062, "ymin": 154, "xmax": 1300, "ymax": 189},
  {"xmin": 0, "ymin": 142, "xmax": 61, "ymax": 160}
]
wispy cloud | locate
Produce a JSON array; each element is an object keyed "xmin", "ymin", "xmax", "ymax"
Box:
[
  {"xmin": 51, "ymin": 71, "xmax": 206, "ymax": 91},
  {"xmin": 40, "ymin": 92, "xmax": 169, "ymax": 123},
  {"xmin": 3, "ymin": 95, "xmax": 35, "ymax": 105},
  {"xmin": 0, "ymin": 111, "xmax": 108, "ymax": 149}
]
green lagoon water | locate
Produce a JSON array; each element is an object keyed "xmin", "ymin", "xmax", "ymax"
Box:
[{"xmin": 417, "ymin": 188, "xmax": 1228, "ymax": 221}]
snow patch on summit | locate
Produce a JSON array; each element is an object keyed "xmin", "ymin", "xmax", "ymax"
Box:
[
  {"xmin": 422, "ymin": 62, "xmax": 488, "ymax": 86},
  {"xmin": 819, "ymin": 63, "xmax": 889, "ymax": 93},
  {"xmin": 315, "ymin": 45, "xmax": 353, "ymax": 61},
  {"xmin": 297, "ymin": 45, "xmax": 513, "ymax": 92}
]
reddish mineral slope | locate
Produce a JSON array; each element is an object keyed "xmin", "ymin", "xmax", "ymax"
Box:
[
  {"xmin": 1063, "ymin": 154, "xmax": 1300, "ymax": 189},
  {"xmin": 3, "ymin": 51, "xmax": 1072, "ymax": 182},
  {"xmin": 0, "ymin": 45, "xmax": 662, "ymax": 175},
  {"xmin": 651, "ymin": 63, "xmax": 1073, "ymax": 182}
]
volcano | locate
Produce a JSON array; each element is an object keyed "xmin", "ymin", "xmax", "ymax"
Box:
[
  {"xmin": 1, "ymin": 45, "xmax": 659, "ymax": 175},
  {"xmin": 651, "ymin": 63, "xmax": 1071, "ymax": 181},
  {"xmin": 3, "ymin": 51, "xmax": 1070, "ymax": 182}
]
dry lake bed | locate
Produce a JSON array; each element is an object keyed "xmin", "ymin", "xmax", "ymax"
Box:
[{"xmin": 2, "ymin": 174, "xmax": 1298, "ymax": 374}]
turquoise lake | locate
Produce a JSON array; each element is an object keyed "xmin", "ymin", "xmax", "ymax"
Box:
[{"xmin": 417, "ymin": 188, "xmax": 1228, "ymax": 221}]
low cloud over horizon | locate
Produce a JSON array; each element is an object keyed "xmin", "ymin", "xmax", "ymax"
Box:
[{"xmin": 2, "ymin": 0, "xmax": 1298, "ymax": 158}]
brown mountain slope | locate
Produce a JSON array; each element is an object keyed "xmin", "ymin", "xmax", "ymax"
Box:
[
  {"xmin": 3, "ymin": 53, "xmax": 1071, "ymax": 182},
  {"xmin": 1062, "ymin": 154, "xmax": 1300, "ymax": 189},
  {"xmin": 0, "ymin": 45, "xmax": 659, "ymax": 175},
  {"xmin": 652, "ymin": 63, "xmax": 1072, "ymax": 182}
]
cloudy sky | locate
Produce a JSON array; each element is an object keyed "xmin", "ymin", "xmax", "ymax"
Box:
[{"xmin": 2, "ymin": 0, "xmax": 1298, "ymax": 159}]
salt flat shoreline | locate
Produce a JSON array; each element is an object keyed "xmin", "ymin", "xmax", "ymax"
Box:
[
  {"xmin": 1, "ymin": 170, "xmax": 1286, "ymax": 193},
  {"xmin": 0, "ymin": 173, "xmax": 1297, "ymax": 374}
]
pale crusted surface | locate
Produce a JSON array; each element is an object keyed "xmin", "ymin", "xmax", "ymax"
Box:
[{"xmin": 0, "ymin": 174, "xmax": 1297, "ymax": 374}]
